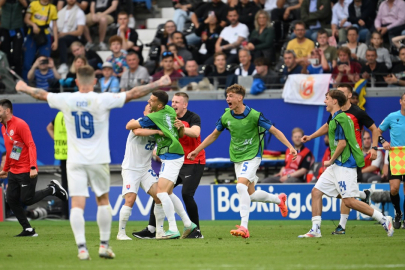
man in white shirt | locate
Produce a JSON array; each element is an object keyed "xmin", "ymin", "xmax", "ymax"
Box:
[
  {"xmin": 215, "ymin": 8, "xmax": 249, "ymax": 64},
  {"xmin": 331, "ymin": 0, "xmax": 352, "ymax": 43},
  {"xmin": 15, "ymin": 66, "xmax": 171, "ymax": 260},
  {"xmin": 56, "ymin": 0, "xmax": 85, "ymax": 74}
]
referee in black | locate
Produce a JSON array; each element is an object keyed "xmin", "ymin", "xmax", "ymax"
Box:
[{"xmin": 133, "ymin": 92, "xmax": 206, "ymax": 239}]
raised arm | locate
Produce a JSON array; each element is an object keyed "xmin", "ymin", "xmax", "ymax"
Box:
[
  {"xmin": 188, "ymin": 129, "xmax": 222, "ymax": 160},
  {"xmin": 126, "ymin": 119, "xmax": 142, "ymax": 130},
  {"xmin": 269, "ymin": 126, "xmax": 297, "ymax": 160},
  {"xmin": 15, "ymin": 81, "xmax": 49, "ymax": 101},
  {"xmin": 125, "ymin": 75, "xmax": 171, "ymax": 103}
]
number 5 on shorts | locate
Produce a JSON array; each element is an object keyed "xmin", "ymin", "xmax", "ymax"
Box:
[{"xmin": 242, "ymin": 162, "xmax": 248, "ymax": 172}]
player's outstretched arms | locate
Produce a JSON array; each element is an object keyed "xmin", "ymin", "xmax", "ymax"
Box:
[
  {"xmin": 301, "ymin": 123, "xmax": 329, "ymax": 143},
  {"xmin": 188, "ymin": 129, "xmax": 221, "ymax": 160},
  {"xmin": 15, "ymin": 81, "xmax": 48, "ymax": 101},
  {"xmin": 125, "ymin": 75, "xmax": 171, "ymax": 103},
  {"xmin": 269, "ymin": 126, "xmax": 297, "ymax": 160},
  {"xmin": 126, "ymin": 119, "xmax": 142, "ymax": 130},
  {"xmin": 133, "ymin": 129, "xmax": 164, "ymax": 137}
]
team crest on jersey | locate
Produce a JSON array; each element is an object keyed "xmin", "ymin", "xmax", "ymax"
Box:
[
  {"xmin": 126, "ymin": 184, "xmax": 130, "ymax": 190},
  {"xmin": 9, "ymin": 130, "xmax": 14, "ymax": 136}
]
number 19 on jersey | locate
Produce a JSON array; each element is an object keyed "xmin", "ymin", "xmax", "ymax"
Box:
[{"xmin": 72, "ymin": 111, "xmax": 94, "ymax": 138}]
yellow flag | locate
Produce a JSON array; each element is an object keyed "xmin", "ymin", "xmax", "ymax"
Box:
[
  {"xmin": 389, "ymin": 147, "xmax": 405, "ymax": 175},
  {"xmin": 354, "ymin": 79, "xmax": 367, "ymax": 110}
]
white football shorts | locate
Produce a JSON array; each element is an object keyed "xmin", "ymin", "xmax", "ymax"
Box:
[
  {"xmin": 159, "ymin": 156, "xmax": 184, "ymax": 183},
  {"xmin": 315, "ymin": 164, "xmax": 359, "ymax": 198},
  {"xmin": 67, "ymin": 163, "xmax": 110, "ymax": 197},
  {"xmin": 234, "ymin": 157, "xmax": 261, "ymax": 184},
  {"xmin": 121, "ymin": 167, "xmax": 158, "ymax": 197}
]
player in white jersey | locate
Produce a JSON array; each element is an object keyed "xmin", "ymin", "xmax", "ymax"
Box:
[{"xmin": 15, "ymin": 66, "xmax": 171, "ymax": 260}]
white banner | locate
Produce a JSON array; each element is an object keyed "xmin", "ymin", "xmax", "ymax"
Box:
[{"xmin": 282, "ymin": 74, "xmax": 331, "ymax": 105}]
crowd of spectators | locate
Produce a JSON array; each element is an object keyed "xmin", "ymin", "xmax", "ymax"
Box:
[{"xmin": 1, "ymin": 0, "xmax": 405, "ymax": 93}]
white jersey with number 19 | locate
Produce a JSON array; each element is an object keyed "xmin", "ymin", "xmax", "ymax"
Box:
[{"xmin": 47, "ymin": 92, "xmax": 126, "ymax": 165}]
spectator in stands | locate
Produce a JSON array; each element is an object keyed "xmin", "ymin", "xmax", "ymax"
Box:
[
  {"xmin": 117, "ymin": 11, "xmax": 143, "ymax": 64},
  {"xmin": 167, "ymin": 43, "xmax": 185, "ymax": 73},
  {"xmin": 22, "ymin": 0, "xmax": 58, "ymax": 81},
  {"xmin": 70, "ymin": 41, "xmax": 103, "ymax": 71},
  {"xmin": 106, "ymin": 35, "xmax": 128, "ymax": 78},
  {"xmin": 332, "ymin": 46, "xmax": 362, "ymax": 85},
  {"xmin": 207, "ymin": 52, "xmax": 232, "ymax": 89},
  {"xmin": 374, "ymin": 0, "xmax": 405, "ymax": 47},
  {"xmin": 152, "ymin": 51, "xmax": 183, "ymax": 91},
  {"xmin": 342, "ymin": 27, "xmax": 367, "ymax": 64},
  {"xmin": 271, "ymin": 0, "xmax": 302, "ymax": 25},
  {"xmin": 262, "ymin": 127, "xmax": 314, "ymax": 183},
  {"xmin": 0, "ymin": 0, "xmax": 27, "ymax": 76},
  {"xmin": 120, "ymin": 51, "xmax": 150, "ymax": 92},
  {"xmin": 301, "ymin": 48, "xmax": 330, "ymax": 74},
  {"xmin": 215, "ymin": 8, "xmax": 250, "ymax": 64},
  {"xmin": 261, "ymin": 0, "xmax": 278, "ymax": 14},
  {"xmin": 160, "ymin": 20, "xmax": 177, "ymax": 54},
  {"xmin": 317, "ymin": 29, "xmax": 337, "ymax": 69},
  {"xmin": 350, "ymin": 91, "xmax": 359, "ymax": 105},
  {"xmin": 244, "ymin": 10, "xmax": 275, "ymax": 60},
  {"xmin": 61, "ymin": 55, "xmax": 87, "ymax": 92},
  {"xmin": 235, "ymin": 0, "xmax": 261, "ymax": 33},
  {"xmin": 178, "ymin": 60, "xmax": 204, "ymax": 89},
  {"xmin": 348, "ymin": 0, "xmax": 375, "ymax": 43},
  {"xmin": 286, "ymin": 21, "xmax": 315, "ymax": 62},
  {"xmin": 331, "ymin": 0, "xmax": 351, "ymax": 43},
  {"xmin": 172, "ymin": 0, "xmax": 204, "ymax": 32},
  {"xmin": 56, "ymin": 0, "xmax": 85, "ymax": 74},
  {"xmin": 234, "ymin": 49, "xmax": 257, "ymax": 76},
  {"xmin": 384, "ymin": 46, "xmax": 405, "ymax": 86},
  {"xmin": 99, "ymin": 62, "xmax": 120, "ymax": 92},
  {"xmin": 300, "ymin": 0, "xmax": 332, "ymax": 42},
  {"xmin": 171, "ymin": 31, "xmax": 192, "ymax": 63},
  {"xmin": 392, "ymin": 35, "xmax": 405, "ymax": 49},
  {"xmin": 27, "ymin": 56, "xmax": 61, "ymax": 91},
  {"xmin": 57, "ymin": 0, "xmax": 90, "ymax": 13},
  {"xmin": 281, "ymin": 50, "xmax": 302, "ymax": 83},
  {"xmin": 370, "ymin": 32, "xmax": 392, "ymax": 69},
  {"xmin": 253, "ymin": 57, "xmax": 280, "ymax": 88},
  {"xmin": 194, "ymin": 11, "xmax": 223, "ymax": 65},
  {"xmin": 83, "ymin": 0, "xmax": 118, "ymax": 50},
  {"xmin": 361, "ymin": 47, "xmax": 389, "ymax": 87},
  {"xmin": 361, "ymin": 130, "xmax": 384, "ymax": 183}
]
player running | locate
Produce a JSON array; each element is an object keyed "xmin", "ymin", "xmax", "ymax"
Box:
[
  {"xmin": 298, "ymin": 90, "xmax": 394, "ymax": 238},
  {"xmin": 15, "ymin": 66, "xmax": 171, "ymax": 259},
  {"xmin": 188, "ymin": 84, "xmax": 296, "ymax": 238}
]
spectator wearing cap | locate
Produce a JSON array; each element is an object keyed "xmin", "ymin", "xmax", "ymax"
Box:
[
  {"xmin": 253, "ymin": 57, "xmax": 280, "ymax": 89},
  {"xmin": 281, "ymin": 50, "xmax": 303, "ymax": 84},
  {"xmin": 286, "ymin": 21, "xmax": 315, "ymax": 63},
  {"xmin": 331, "ymin": 0, "xmax": 352, "ymax": 43},
  {"xmin": 120, "ymin": 51, "xmax": 150, "ymax": 92},
  {"xmin": 374, "ymin": 0, "xmax": 405, "ymax": 47},
  {"xmin": 341, "ymin": 27, "xmax": 368, "ymax": 64},
  {"xmin": 300, "ymin": 0, "xmax": 332, "ymax": 42},
  {"xmin": 99, "ymin": 62, "xmax": 120, "ymax": 93},
  {"xmin": 332, "ymin": 46, "xmax": 362, "ymax": 85},
  {"xmin": 384, "ymin": 46, "xmax": 405, "ymax": 87},
  {"xmin": 27, "ymin": 56, "xmax": 61, "ymax": 91},
  {"xmin": 360, "ymin": 47, "xmax": 389, "ymax": 87},
  {"xmin": 347, "ymin": 0, "xmax": 376, "ymax": 43},
  {"xmin": 234, "ymin": 49, "xmax": 257, "ymax": 77},
  {"xmin": 105, "ymin": 35, "xmax": 128, "ymax": 78},
  {"xmin": 152, "ymin": 51, "xmax": 183, "ymax": 91}
]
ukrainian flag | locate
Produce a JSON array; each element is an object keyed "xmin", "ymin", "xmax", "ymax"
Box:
[{"xmin": 354, "ymin": 79, "xmax": 367, "ymax": 110}]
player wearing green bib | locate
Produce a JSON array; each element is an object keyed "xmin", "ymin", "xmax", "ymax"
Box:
[
  {"xmin": 298, "ymin": 90, "xmax": 394, "ymax": 238},
  {"xmin": 188, "ymin": 84, "xmax": 297, "ymax": 238}
]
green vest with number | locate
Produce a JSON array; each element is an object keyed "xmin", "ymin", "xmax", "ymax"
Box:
[
  {"xmin": 146, "ymin": 105, "xmax": 184, "ymax": 156},
  {"xmin": 54, "ymin": 111, "xmax": 67, "ymax": 160},
  {"xmin": 221, "ymin": 108, "xmax": 266, "ymax": 163},
  {"xmin": 328, "ymin": 111, "xmax": 365, "ymax": 167}
]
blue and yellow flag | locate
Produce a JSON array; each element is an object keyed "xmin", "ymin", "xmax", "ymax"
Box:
[{"xmin": 354, "ymin": 79, "xmax": 367, "ymax": 110}]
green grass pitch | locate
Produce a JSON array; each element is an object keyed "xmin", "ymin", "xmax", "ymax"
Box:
[{"xmin": 0, "ymin": 220, "xmax": 404, "ymax": 270}]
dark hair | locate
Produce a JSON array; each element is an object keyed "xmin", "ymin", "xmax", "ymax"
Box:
[
  {"xmin": 0, "ymin": 99, "xmax": 12, "ymax": 113},
  {"xmin": 126, "ymin": 50, "xmax": 139, "ymax": 58},
  {"xmin": 351, "ymin": 91, "xmax": 359, "ymax": 97},
  {"xmin": 174, "ymin": 92, "xmax": 189, "ymax": 102},
  {"xmin": 118, "ymin": 11, "xmax": 128, "ymax": 17},
  {"xmin": 366, "ymin": 47, "xmax": 377, "ymax": 54},
  {"xmin": 226, "ymin": 84, "xmax": 246, "ymax": 98},
  {"xmin": 167, "ymin": 43, "xmax": 177, "ymax": 50},
  {"xmin": 254, "ymin": 57, "xmax": 269, "ymax": 67},
  {"xmin": 347, "ymin": 27, "xmax": 359, "ymax": 35},
  {"xmin": 327, "ymin": 90, "xmax": 347, "ymax": 107},
  {"xmin": 294, "ymin": 21, "xmax": 306, "ymax": 29},
  {"xmin": 214, "ymin": 52, "xmax": 226, "ymax": 60},
  {"xmin": 399, "ymin": 46, "xmax": 405, "ymax": 54},
  {"xmin": 170, "ymin": 31, "xmax": 184, "ymax": 40},
  {"xmin": 162, "ymin": 51, "xmax": 174, "ymax": 60},
  {"xmin": 152, "ymin": 90, "xmax": 169, "ymax": 106},
  {"xmin": 337, "ymin": 83, "xmax": 353, "ymax": 92},
  {"xmin": 227, "ymin": 7, "xmax": 238, "ymax": 15},
  {"xmin": 317, "ymin": 28, "xmax": 329, "ymax": 37}
]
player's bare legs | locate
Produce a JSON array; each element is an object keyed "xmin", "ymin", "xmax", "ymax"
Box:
[{"xmin": 336, "ymin": 190, "xmax": 370, "ymax": 234}]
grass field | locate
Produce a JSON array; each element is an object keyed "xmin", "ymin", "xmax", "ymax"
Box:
[{"xmin": 0, "ymin": 220, "xmax": 404, "ymax": 270}]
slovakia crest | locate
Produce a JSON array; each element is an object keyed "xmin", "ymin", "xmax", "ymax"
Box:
[{"xmin": 126, "ymin": 184, "xmax": 130, "ymax": 190}]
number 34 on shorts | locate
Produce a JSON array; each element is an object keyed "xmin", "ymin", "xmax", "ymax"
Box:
[{"xmin": 338, "ymin": 181, "xmax": 347, "ymax": 193}]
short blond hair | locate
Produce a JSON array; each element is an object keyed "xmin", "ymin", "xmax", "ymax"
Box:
[
  {"xmin": 226, "ymin": 84, "xmax": 246, "ymax": 98},
  {"xmin": 292, "ymin": 127, "xmax": 304, "ymax": 136},
  {"xmin": 77, "ymin": 65, "xmax": 95, "ymax": 86}
]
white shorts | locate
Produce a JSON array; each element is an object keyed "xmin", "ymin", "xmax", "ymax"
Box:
[
  {"xmin": 67, "ymin": 163, "xmax": 110, "ymax": 197},
  {"xmin": 234, "ymin": 157, "xmax": 261, "ymax": 184},
  {"xmin": 159, "ymin": 156, "xmax": 184, "ymax": 183},
  {"xmin": 315, "ymin": 164, "xmax": 359, "ymax": 199},
  {"xmin": 121, "ymin": 168, "xmax": 158, "ymax": 197}
]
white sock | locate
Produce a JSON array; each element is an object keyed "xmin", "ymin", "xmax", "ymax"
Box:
[
  {"xmin": 157, "ymin": 192, "xmax": 178, "ymax": 232},
  {"xmin": 339, "ymin": 214, "xmax": 349, "ymax": 229},
  {"xmin": 359, "ymin": 191, "xmax": 366, "ymax": 200},
  {"xmin": 311, "ymin": 216, "xmax": 321, "ymax": 232},
  {"xmin": 148, "ymin": 225, "xmax": 156, "ymax": 234},
  {"xmin": 250, "ymin": 190, "xmax": 281, "ymax": 204},
  {"xmin": 97, "ymin": 205, "xmax": 112, "ymax": 242},
  {"xmin": 236, "ymin": 183, "xmax": 250, "ymax": 229},
  {"xmin": 372, "ymin": 209, "xmax": 385, "ymax": 224},
  {"xmin": 154, "ymin": 204, "xmax": 165, "ymax": 233},
  {"xmin": 169, "ymin": 193, "xmax": 192, "ymax": 227},
  {"xmin": 118, "ymin": 205, "xmax": 132, "ymax": 235},
  {"xmin": 70, "ymin": 207, "xmax": 86, "ymax": 245}
]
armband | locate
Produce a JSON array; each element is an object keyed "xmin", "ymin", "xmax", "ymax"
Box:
[{"xmin": 378, "ymin": 136, "xmax": 386, "ymax": 145}]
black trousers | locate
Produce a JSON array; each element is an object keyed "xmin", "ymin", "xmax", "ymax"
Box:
[
  {"xmin": 149, "ymin": 163, "xmax": 205, "ymax": 229},
  {"xmin": 6, "ymin": 172, "xmax": 53, "ymax": 229},
  {"xmin": 0, "ymin": 28, "xmax": 24, "ymax": 76},
  {"xmin": 60, "ymin": 160, "xmax": 69, "ymax": 219}
]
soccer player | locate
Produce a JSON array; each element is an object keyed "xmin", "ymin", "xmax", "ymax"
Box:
[
  {"xmin": 298, "ymin": 90, "xmax": 394, "ymax": 238},
  {"xmin": 188, "ymin": 84, "xmax": 295, "ymax": 238},
  {"xmin": 378, "ymin": 93, "xmax": 405, "ymax": 229},
  {"xmin": 126, "ymin": 90, "xmax": 197, "ymax": 239},
  {"xmin": 302, "ymin": 83, "xmax": 380, "ymax": 235},
  {"xmin": 15, "ymin": 66, "xmax": 171, "ymax": 259}
]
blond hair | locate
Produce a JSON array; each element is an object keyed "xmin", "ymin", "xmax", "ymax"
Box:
[
  {"xmin": 292, "ymin": 127, "xmax": 304, "ymax": 136},
  {"xmin": 77, "ymin": 65, "xmax": 95, "ymax": 86},
  {"xmin": 70, "ymin": 55, "xmax": 88, "ymax": 74},
  {"xmin": 226, "ymin": 84, "xmax": 246, "ymax": 98},
  {"xmin": 254, "ymin": 10, "xmax": 271, "ymax": 31}
]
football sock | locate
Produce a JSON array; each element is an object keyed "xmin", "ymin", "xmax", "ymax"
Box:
[
  {"xmin": 154, "ymin": 204, "xmax": 165, "ymax": 234},
  {"xmin": 372, "ymin": 209, "xmax": 384, "ymax": 224},
  {"xmin": 157, "ymin": 192, "xmax": 178, "ymax": 232},
  {"xmin": 118, "ymin": 205, "xmax": 132, "ymax": 234},
  {"xmin": 390, "ymin": 193, "xmax": 401, "ymax": 214},
  {"xmin": 100, "ymin": 240, "xmax": 109, "ymax": 248},
  {"xmin": 169, "ymin": 193, "xmax": 192, "ymax": 227},
  {"xmin": 97, "ymin": 205, "xmax": 112, "ymax": 243},
  {"xmin": 339, "ymin": 214, "xmax": 349, "ymax": 229},
  {"xmin": 70, "ymin": 207, "xmax": 86, "ymax": 245},
  {"xmin": 359, "ymin": 191, "xmax": 366, "ymax": 200},
  {"xmin": 311, "ymin": 216, "xmax": 321, "ymax": 232},
  {"xmin": 77, "ymin": 243, "xmax": 87, "ymax": 253},
  {"xmin": 250, "ymin": 190, "xmax": 280, "ymax": 204},
  {"xmin": 236, "ymin": 183, "xmax": 250, "ymax": 229}
]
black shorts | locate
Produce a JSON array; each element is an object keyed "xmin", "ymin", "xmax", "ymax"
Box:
[
  {"xmin": 175, "ymin": 163, "xmax": 205, "ymax": 189},
  {"xmin": 388, "ymin": 156, "xmax": 405, "ymax": 181},
  {"xmin": 357, "ymin": 167, "xmax": 363, "ymax": 182}
]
